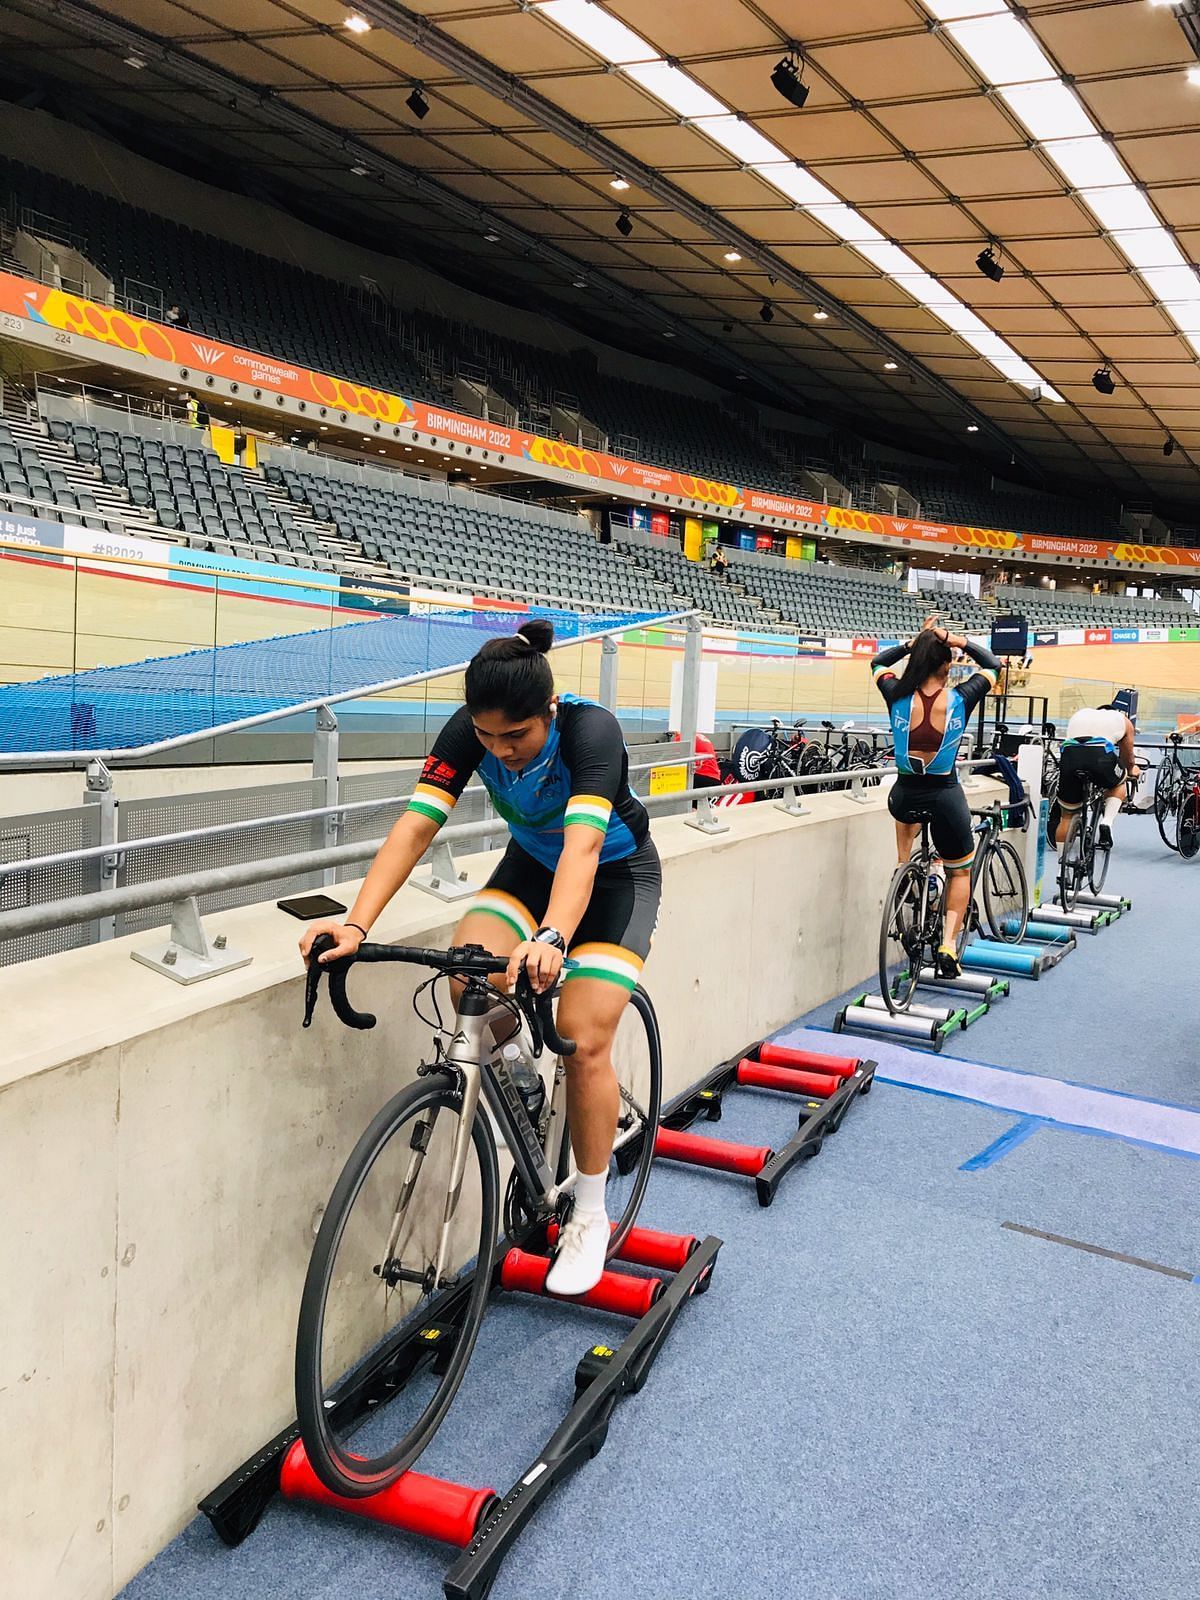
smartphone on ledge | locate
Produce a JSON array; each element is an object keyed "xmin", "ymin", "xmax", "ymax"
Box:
[{"xmin": 277, "ymin": 893, "xmax": 348, "ymax": 921}]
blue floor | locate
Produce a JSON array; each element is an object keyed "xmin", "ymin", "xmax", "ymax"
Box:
[{"xmin": 122, "ymin": 820, "xmax": 1199, "ymax": 1600}]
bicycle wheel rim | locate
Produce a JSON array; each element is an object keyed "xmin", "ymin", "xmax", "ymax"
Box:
[
  {"xmin": 295, "ymin": 1079, "xmax": 499, "ymax": 1497},
  {"xmin": 880, "ymin": 861, "xmax": 926, "ymax": 1014},
  {"xmin": 1179, "ymin": 794, "xmax": 1200, "ymax": 859},
  {"xmin": 983, "ymin": 838, "xmax": 1028, "ymax": 943}
]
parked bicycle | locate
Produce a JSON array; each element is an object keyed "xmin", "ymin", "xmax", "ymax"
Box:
[
  {"xmin": 879, "ymin": 800, "xmax": 1029, "ymax": 1013},
  {"xmin": 1154, "ymin": 733, "xmax": 1193, "ymax": 852},
  {"xmin": 1176, "ymin": 769, "xmax": 1200, "ymax": 860},
  {"xmin": 295, "ymin": 936, "xmax": 662, "ymax": 1497}
]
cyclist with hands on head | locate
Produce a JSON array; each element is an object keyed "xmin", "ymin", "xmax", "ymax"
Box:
[
  {"xmin": 300, "ymin": 618, "xmax": 661, "ymax": 1296},
  {"xmin": 871, "ymin": 614, "xmax": 1001, "ymax": 977}
]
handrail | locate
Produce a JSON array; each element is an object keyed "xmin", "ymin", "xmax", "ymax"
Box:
[{"xmin": 0, "ymin": 757, "xmax": 1006, "ymax": 944}]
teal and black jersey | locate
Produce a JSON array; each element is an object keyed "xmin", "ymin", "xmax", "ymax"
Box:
[
  {"xmin": 408, "ymin": 693, "xmax": 649, "ymax": 870},
  {"xmin": 871, "ymin": 639, "xmax": 1000, "ymax": 778}
]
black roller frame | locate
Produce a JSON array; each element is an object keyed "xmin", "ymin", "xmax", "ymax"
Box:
[
  {"xmin": 199, "ymin": 1230, "xmax": 721, "ymax": 1600},
  {"xmin": 660, "ymin": 1040, "xmax": 877, "ymax": 1206}
]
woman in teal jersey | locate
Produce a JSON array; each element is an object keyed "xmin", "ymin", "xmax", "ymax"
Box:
[{"xmin": 301, "ymin": 618, "xmax": 660, "ymax": 1295}]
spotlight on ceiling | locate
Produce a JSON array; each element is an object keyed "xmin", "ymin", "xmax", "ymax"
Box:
[
  {"xmin": 721, "ymin": 321, "xmax": 733, "ymax": 333},
  {"xmin": 1092, "ymin": 365, "xmax": 1116, "ymax": 395},
  {"xmin": 883, "ymin": 360, "xmax": 898, "ymax": 371},
  {"xmin": 615, "ymin": 210, "xmax": 633, "ymax": 237},
  {"xmin": 1164, "ymin": 436, "xmax": 1176, "ymax": 457},
  {"xmin": 975, "ymin": 244, "xmax": 1005, "ymax": 283},
  {"xmin": 482, "ymin": 230, "xmax": 500, "ymax": 243},
  {"xmin": 349, "ymin": 163, "xmax": 369, "ymax": 177},
  {"xmin": 771, "ymin": 52, "xmax": 810, "ymax": 110},
  {"xmin": 812, "ymin": 308, "xmax": 829, "ymax": 321},
  {"xmin": 724, "ymin": 250, "xmax": 742, "ymax": 262},
  {"xmin": 610, "ymin": 177, "xmax": 630, "ymax": 191},
  {"xmin": 572, "ymin": 275, "xmax": 588, "ymax": 289},
  {"xmin": 967, "ymin": 424, "xmax": 980, "ymax": 433},
  {"xmin": 759, "ymin": 300, "xmax": 774, "ymax": 324},
  {"xmin": 344, "ymin": 14, "xmax": 370, "ymax": 33},
  {"xmin": 406, "ymin": 86, "xmax": 430, "ymax": 120}
]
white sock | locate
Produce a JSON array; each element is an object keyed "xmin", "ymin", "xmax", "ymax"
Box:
[
  {"xmin": 1103, "ymin": 795, "xmax": 1121, "ymax": 828},
  {"xmin": 572, "ymin": 1167, "xmax": 608, "ymax": 1217}
]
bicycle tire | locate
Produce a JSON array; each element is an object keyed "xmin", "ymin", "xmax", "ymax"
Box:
[
  {"xmin": 295, "ymin": 1075, "xmax": 499, "ymax": 1498},
  {"xmin": 1057, "ymin": 812, "xmax": 1083, "ymax": 912},
  {"xmin": 982, "ymin": 837, "xmax": 1029, "ymax": 943},
  {"xmin": 1088, "ymin": 798, "xmax": 1111, "ymax": 894},
  {"xmin": 1179, "ymin": 791, "xmax": 1200, "ymax": 859},
  {"xmin": 607, "ymin": 985, "xmax": 664, "ymax": 1256},
  {"xmin": 880, "ymin": 860, "xmax": 927, "ymax": 1014},
  {"xmin": 1155, "ymin": 763, "xmax": 1181, "ymax": 852}
]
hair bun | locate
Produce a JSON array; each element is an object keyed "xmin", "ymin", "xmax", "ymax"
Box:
[{"xmin": 516, "ymin": 617, "xmax": 555, "ymax": 655}]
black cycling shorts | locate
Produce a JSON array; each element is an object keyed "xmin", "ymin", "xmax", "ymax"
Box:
[
  {"xmin": 888, "ymin": 774, "xmax": 976, "ymax": 870},
  {"xmin": 468, "ymin": 837, "xmax": 661, "ymax": 992},
  {"xmin": 1058, "ymin": 742, "xmax": 1124, "ymax": 811}
]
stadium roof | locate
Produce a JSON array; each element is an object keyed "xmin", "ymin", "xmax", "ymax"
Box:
[{"xmin": 3, "ymin": 0, "xmax": 1200, "ymax": 510}]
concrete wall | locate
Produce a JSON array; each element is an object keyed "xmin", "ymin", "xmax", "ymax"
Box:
[{"xmin": 1, "ymin": 781, "xmax": 1002, "ymax": 1599}]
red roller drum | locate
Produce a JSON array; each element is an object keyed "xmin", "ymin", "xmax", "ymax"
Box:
[
  {"xmin": 654, "ymin": 1126, "xmax": 772, "ymax": 1177},
  {"xmin": 500, "ymin": 1248, "xmax": 662, "ymax": 1316},
  {"xmin": 279, "ymin": 1438, "xmax": 494, "ymax": 1546},
  {"xmin": 736, "ymin": 1061, "xmax": 840, "ymax": 1098},
  {"xmin": 546, "ymin": 1221, "xmax": 697, "ymax": 1273},
  {"xmin": 755, "ymin": 1041, "xmax": 860, "ymax": 1079}
]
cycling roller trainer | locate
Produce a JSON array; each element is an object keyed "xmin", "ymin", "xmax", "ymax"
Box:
[
  {"xmin": 871, "ymin": 616, "xmax": 1001, "ymax": 977},
  {"xmin": 300, "ymin": 619, "xmax": 661, "ymax": 1296},
  {"xmin": 1053, "ymin": 702, "xmax": 1139, "ymax": 852}
]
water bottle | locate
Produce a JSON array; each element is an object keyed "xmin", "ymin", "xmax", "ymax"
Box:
[{"xmin": 502, "ymin": 1040, "xmax": 545, "ymax": 1125}]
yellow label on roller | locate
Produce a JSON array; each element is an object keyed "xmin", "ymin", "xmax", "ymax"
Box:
[
  {"xmin": 592, "ymin": 1345, "xmax": 615, "ymax": 1358},
  {"xmin": 418, "ymin": 1327, "xmax": 442, "ymax": 1341}
]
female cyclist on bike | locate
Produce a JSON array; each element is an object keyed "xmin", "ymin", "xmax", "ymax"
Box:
[
  {"xmin": 300, "ymin": 618, "xmax": 661, "ymax": 1296},
  {"xmin": 871, "ymin": 616, "xmax": 1000, "ymax": 977}
]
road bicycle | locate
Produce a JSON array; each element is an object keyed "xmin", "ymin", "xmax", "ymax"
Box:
[
  {"xmin": 1057, "ymin": 774, "xmax": 1111, "ymax": 909},
  {"xmin": 879, "ymin": 799, "xmax": 1029, "ymax": 1014},
  {"xmin": 295, "ymin": 936, "xmax": 662, "ymax": 1498},
  {"xmin": 1154, "ymin": 733, "xmax": 1193, "ymax": 852}
]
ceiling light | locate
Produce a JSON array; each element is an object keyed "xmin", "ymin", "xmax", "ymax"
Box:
[
  {"xmin": 893, "ymin": 271, "xmax": 957, "ymax": 306},
  {"xmin": 350, "ymin": 162, "xmax": 369, "ymax": 176},
  {"xmin": 1111, "ymin": 230, "xmax": 1188, "ymax": 270},
  {"xmin": 967, "ymin": 424, "xmax": 980, "ymax": 432},
  {"xmin": 946, "ymin": 16, "xmax": 1056, "ymax": 85},
  {"xmin": 483, "ymin": 229, "xmax": 501, "ymax": 242},
  {"xmin": 344, "ymin": 14, "xmax": 370, "ymax": 32},
  {"xmin": 1164, "ymin": 436, "xmax": 1177, "ymax": 457},
  {"xmin": 696, "ymin": 116, "xmax": 786, "ymax": 167},
  {"xmin": 1043, "ymin": 136, "xmax": 1128, "ymax": 190},
  {"xmin": 813, "ymin": 309, "xmax": 829, "ymax": 321},
  {"xmin": 124, "ymin": 54, "xmax": 146, "ymax": 69},
  {"xmin": 759, "ymin": 301, "xmax": 775, "ymax": 323},
  {"xmin": 622, "ymin": 60, "xmax": 725, "ymax": 118},
  {"xmin": 997, "ymin": 81, "xmax": 1094, "ymax": 141},
  {"xmin": 883, "ymin": 360, "xmax": 898, "ymax": 371},
  {"xmin": 536, "ymin": 0, "xmax": 656, "ymax": 65},
  {"xmin": 1080, "ymin": 187, "xmax": 1159, "ymax": 232},
  {"xmin": 615, "ymin": 210, "xmax": 633, "ymax": 237},
  {"xmin": 857, "ymin": 241, "xmax": 917, "ymax": 276},
  {"xmin": 610, "ymin": 177, "xmax": 630, "ymax": 191},
  {"xmin": 723, "ymin": 250, "xmax": 742, "ymax": 262},
  {"xmin": 320, "ymin": 425, "xmax": 328, "ymax": 430},
  {"xmin": 406, "ymin": 87, "xmax": 429, "ymax": 120},
  {"xmin": 663, "ymin": 329, "xmax": 675, "ymax": 338},
  {"xmin": 1188, "ymin": 65, "xmax": 1200, "ymax": 87},
  {"xmin": 976, "ymin": 244, "xmax": 1005, "ymax": 282},
  {"xmin": 751, "ymin": 164, "xmax": 839, "ymax": 209},
  {"xmin": 962, "ymin": 330, "xmax": 1013, "ymax": 361},
  {"xmin": 1140, "ymin": 265, "xmax": 1200, "ymax": 300},
  {"xmin": 1092, "ymin": 365, "xmax": 1116, "ymax": 395},
  {"xmin": 572, "ymin": 275, "xmax": 588, "ymax": 288},
  {"xmin": 770, "ymin": 53, "xmax": 810, "ymax": 110},
  {"xmin": 804, "ymin": 204, "xmax": 885, "ymax": 243},
  {"xmin": 1160, "ymin": 302, "xmax": 1200, "ymax": 333}
]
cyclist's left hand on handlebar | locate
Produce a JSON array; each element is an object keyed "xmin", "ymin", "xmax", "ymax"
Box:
[
  {"xmin": 300, "ymin": 919, "xmax": 364, "ymax": 966},
  {"xmin": 507, "ymin": 939, "xmax": 564, "ymax": 994}
]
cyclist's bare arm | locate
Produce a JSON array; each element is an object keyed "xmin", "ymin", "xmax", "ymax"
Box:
[
  {"xmin": 300, "ymin": 810, "xmax": 440, "ymax": 963},
  {"xmin": 1118, "ymin": 717, "xmax": 1139, "ymax": 780}
]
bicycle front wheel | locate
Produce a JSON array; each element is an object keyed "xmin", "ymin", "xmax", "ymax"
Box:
[
  {"xmin": 1087, "ymin": 799, "xmax": 1111, "ymax": 894},
  {"xmin": 605, "ymin": 985, "xmax": 664, "ymax": 1255},
  {"xmin": 295, "ymin": 1075, "xmax": 499, "ymax": 1499},
  {"xmin": 880, "ymin": 860, "xmax": 928, "ymax": 1014},
  {"xmin": 983, "ymin": 837, "xmax": 1029, "ymax": 943},
  {"xmin": 1178, "ymin": 791, "xmax": 1200, "ymax": 860},
  {"xmin": 1155, "ymin": 766, "xmax": 1181, "ymax": 852}
]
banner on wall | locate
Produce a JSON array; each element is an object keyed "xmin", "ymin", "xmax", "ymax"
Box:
[
  {"xmin": 5, "ymin": 269, "xmax": 1200, "ymax": 574},
  {"xmin": 1111, "ymin": 627, "xmax": 1139, "ymax": 643},
  {"xmin": 169, "ymin": 545, "xmax": 335, "ymax": 607},
  {"xmin": 0, "ymin": 510, "xmax": 66, "ymax": 558},
  {"xmin": 1169, "ymin": 626, "xmax": 1200, "ymax": 642},
  {"xmin": 1084, "ymin": 628, "xmax": 1112, "ymax": 644},
  {"xmin": 796, "ymin": 635, "xmax": 826, "ymax": 654},
  {"xmin": 852, "ymin": 637, "xmax": 878, "ymax": 656},
  {"xmin": 1058, "ymin": 628, "xmax": 1086, "ymax": 644},
  {"xmin": 1139, "ymin": 627, "xmax": 1169, "ymax": 642},
  {"xmin": 1034, "ymin": 630, "xmax": 1059, "ymax": 647}
]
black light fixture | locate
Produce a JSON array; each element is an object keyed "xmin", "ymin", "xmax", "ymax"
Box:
[
  {"xmin": 615, "ymin": 210, "xmax": 633, "ymax": 237},
  {"xmin": 1164, "ymin": 436, "xmax": 1176, "ymax": 457},
  {"xmin": 1092, "ymin": 365, "xmax": 1116, "ymax": 395},
  {"xmin": 721, "ymin": 321, "xmax": 734, "ymax": 333},
  {"xmin": 759, "ymin": 300, "xmax": 774, "ymax": 324},
  {"xmin": 406, "ymin": 86, "xmax": 429, "ymax": 120},
  {"xmin": 771, "ymin": 52, "xmax": 810, "ymax": 110},
  {"xmin": 975, "ymin": 243, "xmax": 1004, "ymax": 283}
]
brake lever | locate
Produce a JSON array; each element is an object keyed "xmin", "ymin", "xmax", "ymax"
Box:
[
  {"xmin": 302, "ymin": 932, "xmax": 337, "ymax": 1027},
  {"xmin": 515, "ymin": 967, "xmax": 545, "ymax": 1056}
]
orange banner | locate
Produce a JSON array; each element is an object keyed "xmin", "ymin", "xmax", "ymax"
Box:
[{"xmin": 5, "ymin": 271, "xmax": 1199, "ymax": 571}]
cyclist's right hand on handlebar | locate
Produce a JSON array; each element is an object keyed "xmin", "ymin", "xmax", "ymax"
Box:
[{"xmin": 300, "ymin": 919, "xmax": 364, "ymax": 966}]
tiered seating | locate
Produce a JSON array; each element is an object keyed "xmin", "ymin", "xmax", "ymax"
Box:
[
  {"xmin": 270, "ymin": 463, "xmax": 669, "ymax": 611},
  {"xmin": 736, "ymin": 559, "xmax": 926, "ymax": 638},
  {"xmin": 993, "ymin": 586, "xmax": 1190, "ymax": 630},
  {"xmin": 0, "ymin": 417, "xmax": 104, "ymax": 527},
  {"xmin": 876, "ymin": 461, "xmax": 1124, "ymax": 542},
  {"xmin": 613, "ymin": 541, "xmax": 770, "ymax": 627},
  {"xmin": 916, "ymin": 586, "xmax": 993, "ymax": 632}
]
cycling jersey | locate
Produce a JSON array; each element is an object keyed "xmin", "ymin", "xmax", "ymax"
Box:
[
  {"xmin": 871, "ymin": 640, "xmax": 1000, "ymax": 778},
  {"xmin": 409, "ymin": 693, "xmax": 649, "ymax": 870},
  {"xmin": 1064, "ymin": 707, "xmax": 1126, "ymax": 753}
]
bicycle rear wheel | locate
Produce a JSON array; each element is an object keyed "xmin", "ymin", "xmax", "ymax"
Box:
[
  {"xmin": 295, "ymin": 1075, "xmax": 499, "ymax": 1498},
  {"xmin": 1155, "ymin": 764, "xmax": 1181, "ymax": 852},
  {"xmin": 879, "ymin": 860, "xmax": 929, "ymax": 1014},
  {"xmin": 1178, "ymin": 791, "xmax": 1200, "ymax": 859},
  {"xmin": 1087, "ymin": 797, "xmax": 1111, "ymax": 894},
  {"xmin": 1057, "ymin": 814, "xmax": 1084, "ymax": 911},
  {"xmin": 982, "ymin": 837, "xmax": 1029, "ymax": 943}
]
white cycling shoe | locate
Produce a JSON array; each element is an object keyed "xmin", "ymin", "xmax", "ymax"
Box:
[{"xmin": 545, "ymin": 1209, "xmax": 610, "ymax": 1297}]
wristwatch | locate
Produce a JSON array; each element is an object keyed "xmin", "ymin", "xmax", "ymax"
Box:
[{"xmin": 532, "ymin": 926, "xmax": 566, "ymax": 952}]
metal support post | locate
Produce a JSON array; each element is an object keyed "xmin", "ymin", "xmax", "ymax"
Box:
[
  {"xmin": 312, "ymin": 705, "xmax": 341, "ymax": 890},
  {"xmin": 130, "ymin": 896, "xmax": 253, "ymax": 984},
  {"xmin": 598, "ymin": 634, "xmax": 619, "ymax": 712},
  {"xmin": 684, "ymin": 794, "xmax": 731, "ymax": 835},
  {"xmin": 679, "ymin": 615, "xmax": 703, "ymax": 792},
  {"xmin": 411, "ymin": 836, "xmax": 480, "ymax": 901},
  {"xmin": 83, "ymin": 759, "xmax": 120, "ymax": 942},
  {"xmin": 775, "ymin": 778, "xmax": 806, "ymax": 818},
  {"xmin": 1015, "ymin": 741, "xmax": 1045, "ymax": 907}
]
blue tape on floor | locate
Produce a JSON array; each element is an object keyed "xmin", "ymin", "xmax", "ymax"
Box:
[{"xmin": 959, "ymin": 1115, "xmax": 1045, "ymax": 1172}]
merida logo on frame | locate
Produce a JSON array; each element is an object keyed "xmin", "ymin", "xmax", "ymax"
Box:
[{"xmin": 191, "ymin": 342, "xmax": 225, "ymax": 366}]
